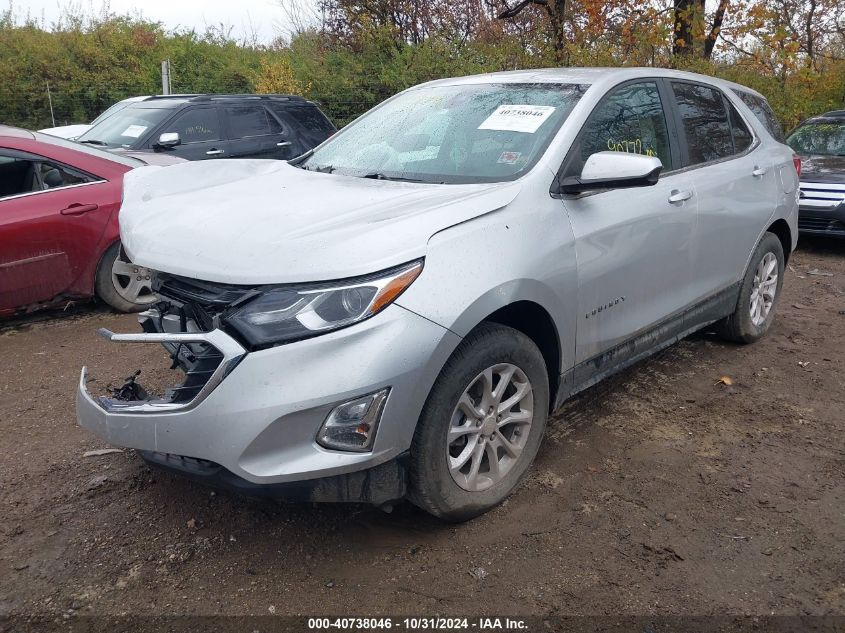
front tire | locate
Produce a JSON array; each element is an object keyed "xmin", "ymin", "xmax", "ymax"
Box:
[
  {"xmin": 95, "ymin": 243, "xmax": 158, "ymax": 313},
  {"xmin": 409, "ymin": 323, "xmax": 549, "ymax": 522},
  {"xmin": 717, "ymin": 232, "xmax": 784, "ymax": 344}
]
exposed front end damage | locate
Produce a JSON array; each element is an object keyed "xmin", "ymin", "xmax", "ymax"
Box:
[{"xmin": 76, "ymin": 274, "xmax": 459, "ymax": 506}]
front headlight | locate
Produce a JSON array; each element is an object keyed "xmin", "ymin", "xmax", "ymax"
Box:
[{"xmin": 225, "ymin": 260, "xmax": 423, "ymax": 347}]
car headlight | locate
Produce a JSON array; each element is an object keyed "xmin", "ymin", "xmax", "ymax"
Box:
[{"xmin": 225, "ymin": 260, "xmax": 423, "ymax": 347}]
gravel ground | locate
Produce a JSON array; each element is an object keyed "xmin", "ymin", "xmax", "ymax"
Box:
[{"xmin": 0, "ymin": 237, "xmax": 843, "ymax": 623}]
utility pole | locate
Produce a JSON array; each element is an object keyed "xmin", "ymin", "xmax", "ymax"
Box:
[
  {"xmin": 161, "ymin": 60, "xmax": 172, "ymax": 95},
  {"xmin": 45, "ymin": 81, "xmax": 56, "ymax": 126}
]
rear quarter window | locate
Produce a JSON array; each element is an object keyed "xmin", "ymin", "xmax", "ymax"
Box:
[{"xmin": 733, "ymin": 90, "xmax": 785, "ymax": 143}]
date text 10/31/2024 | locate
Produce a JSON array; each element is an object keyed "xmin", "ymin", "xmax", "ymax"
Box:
[{"xmin": 307, "ymin": 617, "xmax": 529, "ymax": 630}]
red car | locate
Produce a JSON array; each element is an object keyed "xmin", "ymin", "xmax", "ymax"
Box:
[{"xmin": 0, "ymin": 126, "xmax": 182, "ymax": 316}]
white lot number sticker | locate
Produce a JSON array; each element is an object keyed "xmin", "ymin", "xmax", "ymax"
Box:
[
  {"xmin": 478, "ymin": 105, "xmax": 556, "ymax": 134},
  {"xmin": 121, "ymin": 124, "xmax": 148, "ymax": 138}
]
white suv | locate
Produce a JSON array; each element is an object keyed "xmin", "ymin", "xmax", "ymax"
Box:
[{"xmin": 77, "ymin": 68, "xmax": 799, "ymax": 521}]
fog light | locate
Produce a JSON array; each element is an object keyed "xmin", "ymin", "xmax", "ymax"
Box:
[{"xmin": 317, "ymin": 388, "xmax": 389, "ymax": 452}]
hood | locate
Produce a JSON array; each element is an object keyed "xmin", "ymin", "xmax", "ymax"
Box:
[
  {"xmin": 799, "ymin": 154, "xmax": 845, "ymax": 184},
  {"xmin": 118, "ymin": 149, "xmax": 186, "ymax": 167},
  {"xmin": 120, "ymin": 160, "xmax": 520, "ymax": 284},
  {"xmin": 39, "ymin": 124, "xmax": 91, "ymax": 140}
]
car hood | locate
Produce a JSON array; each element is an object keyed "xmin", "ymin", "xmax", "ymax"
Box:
[
  {"xmin": 39, "ymin": 124, "xmax": 92, "ymax": 140},
  {"xmin": 120, "ymin": 159, "xmax": 521, "ymax": 284},
  {"xmin": 798, "ymin": 154, "xmax": 845, "ymax": 184}
]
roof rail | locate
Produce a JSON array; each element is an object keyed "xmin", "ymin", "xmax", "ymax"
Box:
[{"xmin": 188, "ymin": 94, "xmax": 308, "ymax": 102}]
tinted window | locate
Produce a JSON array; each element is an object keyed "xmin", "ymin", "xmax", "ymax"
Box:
[
  {"xmin": 284, "ymin": 105, "xmax": 335, "ymax": 134},
  {"xmin": 0, "ymin": 154, "xmax": 38, "ymax": 198},
  {"xmin": 733, "ymin": 90, "xmax": 785, "ymax": 142},
  {"xmin": 0, "ymin": 152, "xmax": 95, "ymax": 199},
  {"xmin": 728, "ymin": 102, "xmax": 753, "ymax": 153},
  {"xmin": 38, "ymin": 161, "xmax": 94, "ymax": 188},
  {"xmin": 672, "ymin": 82, "xmax": 733, "ymax": 165},
  {"xmin": 572, "ymin": 81, "xmax": 672, "ymax": 173},
  {"xmin": 227, "ymin": 106, "xmax": 274, "ymax": 137},
  {"xmin": 162, "ymin": 108, "xmax": 221, "ymax": 143}
]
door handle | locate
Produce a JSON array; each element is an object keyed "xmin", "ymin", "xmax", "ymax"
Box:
[
  {"xmin": 668, "ymin": 190, "xmax": 692, "ymax": 204},
  {"xmin": 752, "ymin": 166, "xmax": 768, "ymax": 177},
  {"xmin": 206, "ymin": 149, "xmax": 225, "ymax": 156},
  {"xmin": 276, "ymin": 141, "xmax": 292, "ymax": 147},
  {"xmin": 60, "ymin": 203, "xmax": 99, "ymax": 216}
]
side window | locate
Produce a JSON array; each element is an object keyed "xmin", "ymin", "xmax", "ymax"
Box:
[
  {"xmin": 0, "ymin": 154, "xmax": 38, "ymax": 199},
  {"xmin": 284, "ymin": 106, "xmax": 336, "ymax": 134},
  {"xmin": 226, "ymin": 106, "xmax": 274, "ymax": 138},
  {"xmin": 0, "ymin": 152, "xmax": 94, "ymax": 199},
  {"xmin": 734, "ymin": 90, "xmax": 785, "ymax": 143},
  {"xmin": 727, "ymin": 101, "xmax": 753, "ymax": 153},
  {"xmin": 569, "ymin": 81, "xmax": 673, "ymax": 175},
  {"xmin": 37, "ymin": 161, "xmax": 94, "ymax": 189},
  {"xmin": 671, "ymin": 82, "xmax": 734, "ymax": 165},
  {"xmin": 266, "ymin": 109, "xmax": 284, "ymax": 135},
  {"xmin": 161, "ymin": 108, "xmax": 222, "ymax": 144}
]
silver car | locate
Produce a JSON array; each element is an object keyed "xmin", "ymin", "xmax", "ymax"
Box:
[{"xmin": 76, "ymin": 68, "xmax": 799, "ymax": 521}]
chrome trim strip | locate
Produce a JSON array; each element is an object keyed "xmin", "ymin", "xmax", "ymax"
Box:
[
  {"xmin": 0, "ymin": 180, "xmax": 105, "ymax": 203},
  {"xmin": 799, "ymin": 181, "xmax": 845, "ymax": 192},
  {"xmin": 81, "ymin": 328, "xmax": 246, "ymax": 414},
  {"xmin": 799, "ymin": 199, "xmax": 841, "ymax": 209}
]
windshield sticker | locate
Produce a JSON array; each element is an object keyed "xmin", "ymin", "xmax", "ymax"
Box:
[
  {"xmin": 121, "ymin": 125, "xmax": 148, "ymax": 138},
  {"xmin": 478, "ymin": 105, "xmax": 556, "ymax": 134},
  {"xmin": 497, "ymin": 151, "xmax": 522, "ymax": 164}
]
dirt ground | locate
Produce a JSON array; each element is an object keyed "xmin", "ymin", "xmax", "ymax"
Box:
[{"xmin": 1, "ymin": 237, "xmax": 844, "ymax": 623}]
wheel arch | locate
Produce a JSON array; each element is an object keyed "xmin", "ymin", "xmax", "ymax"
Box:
[
  {"xmin": 474, "ymin": 300, "xmax": 562, "ymax": 413},
  {"xmin": 767, "ymin": 218, "xmax": 792, "ymax": 264}
]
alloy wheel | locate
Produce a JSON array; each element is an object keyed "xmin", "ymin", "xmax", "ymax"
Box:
[
  {"xmin": 749, "ymin": 252, "xmax": 778, "ymax": 327},
  {"xmin": 447, "ymin": 363, "xmax": 534, "ymax": 492},
  {"xmin": 111, "ymin": 248, "xmax": 157, "ymax": 306}
]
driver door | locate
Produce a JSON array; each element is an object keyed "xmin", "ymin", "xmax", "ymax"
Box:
[{"xmin": 559, "ymin": 80, "xmax": 697, "ymax": 374}]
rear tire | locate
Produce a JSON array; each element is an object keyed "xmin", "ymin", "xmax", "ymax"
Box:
[
  {"xmin": 409, "ymin": 323, "xmax": 549, "ymax": 522},
  {"xmin": 95, "ymin": 243, "xmax": 158, "ymax": 313},
  {"xmin": 716, "ymin": 232, "xmax": 784, "ymax": 344}
]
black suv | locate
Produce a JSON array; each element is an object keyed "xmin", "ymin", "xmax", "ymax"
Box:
[
  {"xmin": 75, "ymin": 94, "xmax": 336, "ymax": 161},
  {"xmin": 786, "ymin": 110, "xmax": 845, "ymax": 237}
]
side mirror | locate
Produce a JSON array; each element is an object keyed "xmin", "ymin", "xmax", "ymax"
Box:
[
  {"xmin": 557, "ymin": 151, "xmax": 662, "ymax": 194},
  {"xmin": 155, "ymin": 132, "xmax": 181, "ymax": 149}
]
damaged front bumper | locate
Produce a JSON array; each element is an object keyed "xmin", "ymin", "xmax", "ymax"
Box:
[{"xmin": 75, "ymin": 304, "xmax": 460, "ymax": 503}]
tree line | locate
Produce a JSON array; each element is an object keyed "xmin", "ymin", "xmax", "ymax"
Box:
[{"xmin": 1, "ymin": 0, "xmax": 843, "ymax": 132}]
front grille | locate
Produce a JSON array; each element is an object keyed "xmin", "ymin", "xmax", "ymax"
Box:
[
  {"xmin": 799, "ymin": 181, "xmax": 845, "ymax": 211},
  {"xmin": 153, "ymin": 274, "xmax": 258, "ymax": 332},
  {"xmin": 798, "ymin": 216, "xmax": 845, "ymax": 235},
  {"xmin": 131, "ymin": 275, "xmax": 255, "ymax": 405}
]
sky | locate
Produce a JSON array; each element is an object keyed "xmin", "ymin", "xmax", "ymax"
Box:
[{"xmin": 16, "ymin": 0, "xmax": 319, "ymax": 44}]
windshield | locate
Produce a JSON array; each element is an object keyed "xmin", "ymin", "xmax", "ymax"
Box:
[
  {"xmin": 90, "ymin": 98, "xmax": 142, "ymax": 126},
  {"xmin": 77, "ymin": 106, "xmax": 173, "ymax": 148},
  {"xmin": 787, "ymin": 121, "xmax": 845, "ymax": 156},
  {"xmin": 301, "ymin": 83, "xmax": 587, "ymax": 184}
]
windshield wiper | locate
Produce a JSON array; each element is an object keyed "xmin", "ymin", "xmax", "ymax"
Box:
[
  {"xmin": 361, "ymin": 172, "xmax": 425, "ymax": 183},
  {"xmin": 79, "ymin": 139, "xmax": 109, "ymax": 146}
]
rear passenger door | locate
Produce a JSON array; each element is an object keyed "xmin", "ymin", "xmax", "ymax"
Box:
[
  {"xmin": 156, "ymin": 107, "xmax": 229, "ymax": 161},
  {"xmin": 668, "ymin": 81, "xmax": 778, "ymax": 303},
  {"xmin": 224, "ymin": 105, "xmax": 292, "ymax": 159},
  {"xmin": 559, "ymin": 80, "xmax": 697, "ymax": 368}
]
